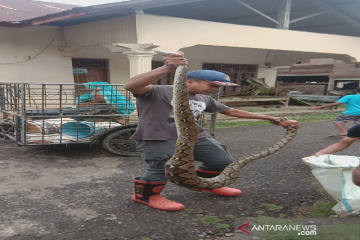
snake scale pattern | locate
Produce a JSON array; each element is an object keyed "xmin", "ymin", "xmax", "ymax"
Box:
[{"xmin": 164, "ymin": 65, "xmax": 298, "ymax": 190}]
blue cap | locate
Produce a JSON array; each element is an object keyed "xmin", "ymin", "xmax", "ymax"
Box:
[{"xmin": 187, "ymin": 70, "xmax": 239, "ymax": 87}]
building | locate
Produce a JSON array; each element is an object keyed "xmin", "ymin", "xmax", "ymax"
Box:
[
  {"xmin": 277, "ymin": 58, "xmax": 360, "ymax": 95},
  {"xmin": 1, "ymin": 0, "xmax": 360, "ymax": 95}
]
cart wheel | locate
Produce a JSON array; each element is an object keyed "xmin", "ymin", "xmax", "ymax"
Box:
[{"xmin": 101, "ymin": 126, "xmax": 140, "ymax": 157}]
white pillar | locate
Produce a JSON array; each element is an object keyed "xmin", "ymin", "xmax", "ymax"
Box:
[
  {"xmin": 123, "ymin": 51, "xmax": 156, "ymax": 78},
  {"xmin": 111, "ymin": 43, "xmax": 159, "ymax": 78}
]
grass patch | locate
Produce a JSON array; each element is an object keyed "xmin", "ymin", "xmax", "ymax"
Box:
[
  {"xmin": 306, "ymin": 102, "xmax": 346, "ymax": 108},
  {"xmin": 255, "ymin": 210, "xmax": 265, "ymax": 215},
  {"xmin": 217, "ymin": 224, "xmax": 231, "ymax": 230},
  {"xmin": 261, "ymin": 203, "xmax": 283, "ymax": 211},
  {"xmin": 316, "ymin": 224, "xmax": 360, "ymax": 239},
  {"xmin": 239, "ymin": 108, "xmax": 284, "ymax": 112},
  {"xmin": 224, "ymin": 214, "xmax": 236, "ymax": 219},
  {"xmin": 200, "ymin": 216, "xmax": 222, "ymax": 224},
  {"xmin": 310, "ymin": 201, "xmax": 337, "ymax": 218},
  {"xmin": 292, "ymin": 112, "xmax": 341, "ymax": 123},
  {"xmin": 215, "ymin": 112, "xmax": 340, "ymax": 129},
  {"xmin": 215, "ymin": 120, "xmax": 270, "ymax": 129}
]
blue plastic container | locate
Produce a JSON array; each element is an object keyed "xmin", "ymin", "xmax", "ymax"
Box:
[{"xmin": 60, "ymin": 122, "xmax": 100, "ymax": 138}]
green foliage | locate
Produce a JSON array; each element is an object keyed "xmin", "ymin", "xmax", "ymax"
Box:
[
  {"xmin": 294, "ymin": 112, "xmax": 341, "ymax": 123},
  {"xmin": 239, "ymin": 108, "xmax": 286, "ymax": 112},
  {"xmin": 315, "ymin": 224, "xmax": 360, "ymax": 239},
  {"xmin": 199, "ymin": 216, "xmax": 222, "ymax": 224},
  {"xmin": 217, "ymin": 224, "xmax": 231, "ymax": 230},
  {"xmin": 261, "ymin": 203, "xmax": 283, "ymax": 211},
  {"xmin": 255, "ymin": 210, "xmax": 265, "ymax": 215},
  {"xmin": 215, "ymin": 112, "xmax": 340, "ymax": 129},
  {"xmin": 224, "ymin": 214, "xmax": 236, "ymax": 219},
  {"xmin": 310, "ymin": 201, "xmax": 337, "ymax": 218},
  {"xmin": 258, "ymin": 88, "xmax": 277, "ymax": 96}
]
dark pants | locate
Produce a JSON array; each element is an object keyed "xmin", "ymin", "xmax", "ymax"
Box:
[{"xmin": 135, "ymin": 138, "xmax": 236, "ymax": 182}]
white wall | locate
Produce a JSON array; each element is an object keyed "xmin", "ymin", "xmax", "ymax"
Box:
[
  {"xmin": 64, "ymin": 15, "xmax": 137, "ymax": 47},
  {"xmin": 73, "ymin": 46, "xmax": 130, "ymax": 84},
  {"xmin": 3, "ymin": 13, "xmax": 359, "ymax": 86},
  {"xmin": 0, "ymin": 27, "xmax": 131, "ymax": 85},
  {"xmin": 0, "ymin": 15, "xmax": 138, "ymax": 84},
  {"xmin": 257, "ymin": 68, "xmax": 277, "ymax": 87},
  {"xmin": 136, "ymin": 14, "xmax": 360, "ymax": 63},
  {"xmin": 0, "ymin": 26, "xmax": 74, "ymax": 83},
  {"xmin": 152, "ymin": 45, "xmax": 278, "ymax": 86}
]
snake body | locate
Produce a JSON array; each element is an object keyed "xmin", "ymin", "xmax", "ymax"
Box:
[{"xmin": 164, "ymin": 64, "xmax": 298, "ymax": 189}]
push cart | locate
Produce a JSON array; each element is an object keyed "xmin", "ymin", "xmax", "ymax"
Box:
[
  {"xmin": 0, "ymin": 82, "xmax": 217, "ymax": 157},
  {"xmin": 0, "ymin": 82, "xmax": 140, "ymax": 156}
]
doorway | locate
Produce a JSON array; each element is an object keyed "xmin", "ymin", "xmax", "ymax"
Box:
[
  {"xmin": 72, "ymin": 58, "xmax": 110, "ymax": 96},
  {"xmin": 72, "ymin": 58, "xmax": 109, "ymax": 84}
]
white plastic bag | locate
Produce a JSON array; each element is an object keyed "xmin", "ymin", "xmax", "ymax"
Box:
[{"xmin": 302, "ymin": 155, "xmax": 360, "ymax": 216}]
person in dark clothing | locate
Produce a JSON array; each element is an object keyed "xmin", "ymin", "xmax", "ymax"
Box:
[
  {"xmin": 313, "ymin": 124, "xmax": 360, "ymax": 186},
  {"xmin": 124, "ymin": 52, "xmax": 300, "ymax": 211},
  {"xmin": 308, "ymin": 87, "xmax": 360, "ymax": 137}
]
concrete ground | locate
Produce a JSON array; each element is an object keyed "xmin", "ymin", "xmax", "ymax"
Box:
[{"xmin": 1, "ymin": 110, "xmax": 359, "ymax": 240}]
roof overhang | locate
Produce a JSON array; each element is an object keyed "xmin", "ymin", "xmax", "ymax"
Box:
[
  {"xmin": 1, "ymin": 0, "xmax": 359, "ymax": 38},
  {"xmin": 0, "ymin": 0, "xmax": 206, "ymax": 27}
]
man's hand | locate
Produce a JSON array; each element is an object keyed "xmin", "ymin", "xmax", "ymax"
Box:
[
  {"xmin": 162, "ymin": 51, "xmax": 188, "ymax": 71},
  {"xmin": 312, "ymin": 151, "xmax": 327, "ymax": 157},
  {"xmin": 276, "ymin": 119, "xmax": 301, "ymax": 129}
]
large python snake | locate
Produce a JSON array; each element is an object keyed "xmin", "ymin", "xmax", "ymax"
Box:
[{"xmin": 158, "ymin": 51, "xmax": 298, "ymax": 190}]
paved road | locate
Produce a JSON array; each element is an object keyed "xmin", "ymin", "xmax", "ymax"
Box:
[{"xmin": 0, "ymin": 121, "xmax": 359, "ymax": 240}]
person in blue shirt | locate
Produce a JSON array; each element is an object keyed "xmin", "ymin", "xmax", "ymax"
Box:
[
  {"xmin": 77, "ymin": 82, "xmax": 135, "ymax": 115},
  {"xmin": 308, "ymin": 87, "xmax": 360, "ymax": 137}
]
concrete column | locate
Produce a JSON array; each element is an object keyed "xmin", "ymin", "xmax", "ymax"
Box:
[
  {"xmin": 123, "ymin": 51, "xmax": 156, "ymax": 78},
  {"xmin": 111, "ymin": 43, "xmax": 159, "ymax": 78}
]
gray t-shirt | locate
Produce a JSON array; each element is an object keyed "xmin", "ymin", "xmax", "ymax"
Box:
[{"xmin": 130, "ymin": 85, "xmax": 230, "ymax": 140}]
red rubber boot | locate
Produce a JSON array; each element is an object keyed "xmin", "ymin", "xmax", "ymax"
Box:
[
  {"xmin": 131, "ymin": 177, "xmax": 184, "ymax": 211},
  {"xmin": 189, "ymin": 169, "xmax": 242, "ymax": 196}
]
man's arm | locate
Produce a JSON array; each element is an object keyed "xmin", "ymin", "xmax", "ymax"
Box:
[
  {"xmin": 220, "ymin": 108, "xmax": 301, "ymax": 128},
  {"xmin": 123, "ymin": 52, "xmax": 187, "ymax": 95},
  {"xmin": 313, "ymin": 137, "xmax": 358, "ymax": 156},
  {"xmin": 312, "ymin": 136, "xmax": 360, "ymax": 187},
  {"xmin": 308, "ymin": 102, "xmax": 341, "ymax": 110}
]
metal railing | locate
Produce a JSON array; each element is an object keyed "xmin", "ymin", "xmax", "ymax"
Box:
[{"xmin": 0, "ymin": 83, "xmax": 218, "ymax": 146}]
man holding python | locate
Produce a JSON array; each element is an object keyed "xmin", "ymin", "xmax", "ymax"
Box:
[{"xmin": 124, "ymin": 52, "xmax": 300, "ymax": 211}]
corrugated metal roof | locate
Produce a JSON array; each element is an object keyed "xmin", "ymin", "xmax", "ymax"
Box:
[
  {"xmin": 336, "ymin": 2, "xmax": 360, "ymax": 22},
  {"xmin": 144, "ymin": 0, "xmax": 360, "ymax": 37},
  {"xmin": 0, "ymin": 0, "xmax": 77, "ymax": 22},
  {"xmin": 1, "ymin": 0, "xmax": 360, "ymax": 38}
]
